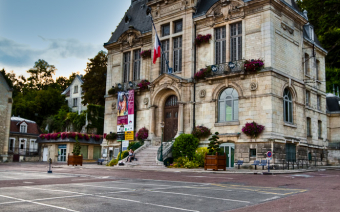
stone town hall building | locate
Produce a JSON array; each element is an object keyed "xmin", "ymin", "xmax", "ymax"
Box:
[{"xmin": 103, "ymin": 0, "xmax": 327, "ymax": 167}]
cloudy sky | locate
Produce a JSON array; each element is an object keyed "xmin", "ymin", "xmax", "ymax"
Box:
[{"xmin": 0, "ymin": 0, "xmax": 130, "ymax": 79}]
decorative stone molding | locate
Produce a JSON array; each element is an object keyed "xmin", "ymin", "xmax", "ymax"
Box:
[
  {"xmin": 112, "ymin": 102, "xmax": 116, "ymax": 110},
  {"xmin": 143, "ymin": 98, "xmax": 149, "ymax": 105},
  {"xmin": 250, "ymin": 82, "xmax": 258, "ymax": 91},
  {"xmin": 281, "ymin": 22, "xmax": 294, "ymax": 35},
  {"xmin": 199, "ymin": 89, "xmax": 206, "ymax": 98}
]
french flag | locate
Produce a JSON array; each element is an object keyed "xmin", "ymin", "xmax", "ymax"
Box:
[{"xmin": 153, "ymin": 34, "xmax": 161, "ymax": 64}]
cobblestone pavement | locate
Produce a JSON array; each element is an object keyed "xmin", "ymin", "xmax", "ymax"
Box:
[{"xmin": 0, "ymin": 162, "xmax": 339, "ymax": 212}]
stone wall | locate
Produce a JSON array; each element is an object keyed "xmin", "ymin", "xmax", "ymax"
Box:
[{"xmin": 0, "ymin": 75, "xmax": 12, "ymax": 162}]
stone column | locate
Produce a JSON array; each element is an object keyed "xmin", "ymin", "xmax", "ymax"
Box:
[
  {"xmin": 148, "ymin": 106, "xmax": 156, "ymax": 139},
  {"xmin": 178, "ymin": 103, "xmax": 184, "ymax": 135}
]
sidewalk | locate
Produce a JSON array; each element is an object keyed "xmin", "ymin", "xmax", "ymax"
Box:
[{"xmin": 52, "ymin": 163, "xmax": 339, "ymax": 174}]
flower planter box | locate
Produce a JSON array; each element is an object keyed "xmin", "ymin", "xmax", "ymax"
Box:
[
  {"xmin": 204, "ymin": 152, "xmax": 226, "ymax": 171},
  {"xmin": 67, "ymin": 153, "xmax": 83, "ymax": 166}
]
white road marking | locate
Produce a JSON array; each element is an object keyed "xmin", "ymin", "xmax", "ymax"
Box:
[
  {"xmin": 0, "ymin": 194, "xmax": 79, "ymax": 212},
  {"xmin": 110, "ymin": 181, "xmax": 174, "ymax": 187},
  {"xmin": 0, "ymin": 176, "xmax": 21, "ymax": 180},
  {"xmin": 186, "ymin": 176, "xmax": 234, "ymax": 179},
  {"xmin": 72, "ymin": 184, "xmax": 134, "ymax": 190},
  {"xmin": 262, "ymin": 196, "xmax": 280, "ymax": 201},
  {"xmin": 148, "ymin": 190, "xmax": 251, "ymax": 203},
  {"xmin": 23, "ymin": 186, "xmax": 88, "ymax": 195}
]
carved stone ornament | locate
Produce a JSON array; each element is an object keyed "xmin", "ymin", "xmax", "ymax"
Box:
[
  {"xmin": 127, "ymin": 33, "xmax": 135, "ymax": 47},
  {"xmin": 250, "ymin": 82, "xmax": 258, "ymax": 91},
  {"xmin": 199, "ymin": 89, "xmax": 206, "ymax": 98},
  {"xmin": 143, "ymin": 98, "xmax": 149, "ymax": 105},
  {"xmin": 281, "ymin": 22, "xmax": 294, "ymax": 35},
  {"xmin": 112, "ymin": 102, "xmax": 116, "ymax": 109}
]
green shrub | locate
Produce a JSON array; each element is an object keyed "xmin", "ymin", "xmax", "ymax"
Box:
[
  {"xmin": 106, "ymin": 158, "xmax": 118, "ymax": 166},
  {"xmin": 172, "ymin": 134, "xmax": 199, "ymax": 160},
  {"xmin": 117, "ymin": 150, "xmax": 129, "ymax": 159},
  {"xmin": 171, "ymin": 157, "xmax": 200, "ymax": 169},
  {"xmin": 127, "ymin": 141, "xmax": 142, "ymax": 151},
  {"xmin": 193, "ymin": 147, "xmax": 209, "ymax": 167},
  {"xmin": 207, "ymin": 132, "xmax": 223, "ymax": 155}
]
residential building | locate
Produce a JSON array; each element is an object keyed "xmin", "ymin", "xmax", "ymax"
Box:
[
  {"xmin": 62, "ymin": 75, "xmax": 87, "ymax": 115},
  {"xmin": 8, "ymin": 117, "xmax": 41, "ymax": 162},
  {"xmin": 103, "ymin": 0, "xmax": 328, "ymax": 167},
  {"xmin": 0, "ymin": 72, "xmax": 12, "ymax": 162}
]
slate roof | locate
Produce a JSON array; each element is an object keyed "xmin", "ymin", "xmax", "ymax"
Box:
[
  {"xmin": 327, "ymin": 94, "xmax": 340, "ymax": 112},
  {"xmin": 104, "ymin": 0, "xmax": 152, "ymax": 46},
  {"xmin": 10, "ymin": 117, "xmax": 42, "ymax": 135},
  {"xmin": 303, "ymin": 24, "xmax": 324, "ymax": 48},
  {"xmin": 61, "ymin": 75, "xmax": 84, "ymax": 95},
  {"xmin": 0, "ymin": 71, "xmax": 11, "ymax": 91}
]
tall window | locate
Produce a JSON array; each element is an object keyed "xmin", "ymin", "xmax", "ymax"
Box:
[
  {"xmin": 123, "ymin": 52, "xmax": 131, "ymax": 83},
  {"xmin": 218, "ymin": 88, "xmax": 239, "ymax": 122},
  {"xmin": 286, "ymin": 143, "xmax": 296, "ymax": 162},
  {"xmin": 162, "ymin": 23, "xmax": 170, "ymax": 37},
  {"xmin": 318, "ymin": 120, "xmax": 322, "ymax": 138},
  {"xmin": 161, "ymin": 40, "xmax": 169, "ymax": 74},
  {"xmin": 174, "ymin": 20, "xmax": 183, "ymax": 33},
  {"xmin": 316, "ymin": 60, "xmax": 320, "ymax": 80},
  {"xmin": 307, "ymin": 117, "xmax": 311, "ymax": 136},
  {"xmin": 306, "ymin": 90, "xmax": 310, "ymax": 106},
  {"xmin": 215, "ymin": 27, "xmax": 226, "ymax": 64},
  {"xmin": 73, "ymin": 98, "xmax": 78, "ymax": 107},
  {"xmin": 133, "ymin": 49, "xmax": 141, "ymax": 81},
  {"xmin": 9, "ymin": 139, "xmax": 14, "ymax": 151},
  {"xmin": 317, "ymin": 95, "xmax": 321, "ymax": 110},
  {"xmin": 173, "ymin": 36, "xmax": 182, "ymax": 72},
  {"xmin": 283, "ymin": 88, "xmax": 293, "ymax": 124},
  {"xmin": 304, "ymin": 53, "xmax": 310, "ymax": 75},
  {"xmin": 230, "ymin": 22, "xmax": 242, "ymax": 61},
  {"xmin": 74, "ymin": 85, "xmax": 78, "ymax": 93}
]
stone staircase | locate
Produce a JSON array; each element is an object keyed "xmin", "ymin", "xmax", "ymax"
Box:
[{"xmin": 117, "ymin": 145, "xmax": 166, "ymax": 169}]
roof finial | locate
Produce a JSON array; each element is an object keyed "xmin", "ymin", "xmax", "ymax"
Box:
[{"xmin": 303, "ymin": 10, "xmax": 308, "ymax": 20}]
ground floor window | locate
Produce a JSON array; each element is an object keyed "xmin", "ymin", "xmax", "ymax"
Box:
[
  {"xmin": 286, "ymin": 143, "xmax": 296, "ymax": 162},
  {"xmin": 249, "ymin": 149, "xmax": 256, "ymax": 157}
]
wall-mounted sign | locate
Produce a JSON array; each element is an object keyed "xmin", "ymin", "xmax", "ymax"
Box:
[
  {"xmin": 117, "ymin": 90, "xmax": 135, "ymax": 140},
  {"xmin": 117, "ymin": 91, "xmax": 129, "ymax": 117},
  {"xmin": 122, "ymin": 140, "xmax": 129, "ymax": 151},
  {"xmin": 125, "ymin": 131, "xmax": 134, "ymax": 140}
]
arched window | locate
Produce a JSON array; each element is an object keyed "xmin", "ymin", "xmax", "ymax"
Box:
[
  {"xmin": 218, "ymin": 88, "xmax": 239, "ymax": 122},
  {"xmin": 283, "ymin": 88, "xmax": 293, "ymax": 123}
]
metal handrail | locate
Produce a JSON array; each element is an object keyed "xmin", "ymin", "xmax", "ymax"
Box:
[
  {"xmin": 157, "ymin": 140, "xmax": 174, "ymax": 161},
  {"xmin": 8, "ymin": 148, "xmax": 40, "ymax": 156},
  {"xmin": 210, "ymin": 60, "xmax": 245, "ymax": 76}
]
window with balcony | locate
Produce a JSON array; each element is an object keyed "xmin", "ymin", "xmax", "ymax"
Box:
[
  {"xmin": 133, "ymin": 49, "xmax": 141, "ymax": 81},
  {"xmin": 230, "ymin": 22, "xmax": 242, "ymax": 61},
  {"xmin": 74, "ymin": 85, "xmax": 78, "ymax": 94},
  {"xmin": 161, "ymin": 40, "xmax": 169, "ymax": 74},
  {"xmin": 307, "ymin": 117, "xmax": 311, "ymax": 137},
  {"xmin": 174, "ymin": 20, "xmax": 182, "ymax": 33},
  {"xmin": 306, "ymin": 90, "xmax": 310, "ymax": 106},
  {"xmin": 173, "ymin": 36, "xmax": 182, "ymax": 72},
  {"xmin": 162, "ymin": 23, "xmax": 170, "ymax": 37},
  {"xmin": 215, "ymin": 27, "xmax": 226, "ymax": 64},
  {"xmin": 218, "ymin": 88, "xmax": 239, "ymax": 122},
  {"xmin": 283, "ymin": 88, "xmax": 293, "ymax": 124},
  {"xmin": 123, "ymin": 52, "xmax": 131, "ymax": 83}
]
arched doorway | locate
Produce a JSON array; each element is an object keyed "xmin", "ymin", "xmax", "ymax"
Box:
[
  {"xmin": 164, "ymin": 95, "xmax": 178, "ymax": 141},
  {"xmin": 220, "ymin": 143, "xmax": 235, "ymax": 168}
]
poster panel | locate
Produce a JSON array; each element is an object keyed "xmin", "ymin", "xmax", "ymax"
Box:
[
  {"xmin": 128, "ymin": 90, "xmax": 134, "ymax": 115},
  {"xmin": 122, "ymin": 140, "xmax": 129, "ymax": 151},
  {"xmin": 117, "ymin": 91, "xmax": 129, "ymax": 117},
  {"xmin": 125, "ymin": 131, "xmax": 134, "ymax": 140},
  {"xmin": 117, "ymin": 116, "xmax": 128, "ymax": 125},
  {"xmin": 128, "ymin": 114, "xmax": 134, "ymax": 126}
]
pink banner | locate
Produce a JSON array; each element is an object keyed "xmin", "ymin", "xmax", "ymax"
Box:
[
  {"xmin": 128, "ymin": 90, "xmax": 134, "ymax": 115},
  {"xmin": 117, "ymin": 116, "xmax": 128, "ymax": 125}
]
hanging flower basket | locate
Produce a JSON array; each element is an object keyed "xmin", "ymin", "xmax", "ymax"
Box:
[
  {"xmin": 140, "ymin": 50, "xmax": 151, "ymax": 59},
  {"xmin": 194, "ymin": 66, "xmax": 212, "ymax": 80},
  {"xmin": 244, "ymin": 59, "xmax": 264, "ymax": 73},
  {"xmin": 136, "ymin": 127, "xmax": 148, "ymax": 141},
  {"xmin": 192, "ymin": 126, "xmax": 211, "ymax": 139},
  {"xmin": 137, "ymin": 80, "xmax": 151, "ymax": 90},
  {"xmin": 108, "ymin": 87, "xmax": 119, "ymax": 95},
  {"xmin": 195, "ymin": 34, "xmax": 212, "ymax": 46},
  {"xmin": 105, "ymin": 133, "xmax": 117, "ymax": 141},
  {"xmin": 242, "ymin": 121, "xmax": 265, "ymax": 138}
]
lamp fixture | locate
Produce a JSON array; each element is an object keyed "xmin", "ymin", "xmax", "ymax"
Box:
[
  {"xmin": 117, "ymin": 83, "xmax": 122, "ymax": 89},
  {"xmin": 128, "ymin": 81, "xmax": 134, "ymax": 88}
]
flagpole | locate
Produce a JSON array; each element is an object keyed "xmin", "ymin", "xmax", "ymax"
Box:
[{"xmin": 149, "ymin": 15, "xmax": 172, "ymax": 74}]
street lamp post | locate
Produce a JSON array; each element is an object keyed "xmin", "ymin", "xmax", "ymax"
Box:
[
  {"xmin": 160, "ymin": 122, "xmax": 164, "ymax": 161},
  {"xmin": 118, "ymin": 124, "xmax": 124, "ymax": 161}
]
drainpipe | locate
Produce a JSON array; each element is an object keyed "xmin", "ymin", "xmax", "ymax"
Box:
[{"xmin": 193, "ymin": 22, "xmax": 197, "ymax": 131}]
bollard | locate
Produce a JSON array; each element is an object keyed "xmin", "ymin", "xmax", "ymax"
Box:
[{"xmin": 48, "ymin": 158, "xmax": 52, "ymax": 174}]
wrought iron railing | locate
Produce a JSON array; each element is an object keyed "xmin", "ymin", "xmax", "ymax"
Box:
[
  {"xmin": 8, "ymin": 148, "xmax": 40, "ymax": 156},
  {"xmin": 210, "ymin": 60, "xmax": 245, "ymax": 76},
  {"xmin": 157, "ymin": 140, "xmax": 174, "ymax": 162}
]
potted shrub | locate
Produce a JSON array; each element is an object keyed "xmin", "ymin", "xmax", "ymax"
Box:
[
  {"xmin": 204, "ymin": 132, "xmax": 226, "ymax": 171},
  {"xmin": 68, "ymin": 137, "xmax": 83, "ymax": 166}
]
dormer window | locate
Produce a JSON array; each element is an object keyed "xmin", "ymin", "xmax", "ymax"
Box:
[
  {"xmin": 74, "ymin": 85, "xmax": 78, "ymax": 94},
  {"xmin": 20, "ymin": 123, "xmax": 27, "ymax": 133},
  {"xmin": 310, "ymin": 26, "xmax": 314, "ymax": 41}
]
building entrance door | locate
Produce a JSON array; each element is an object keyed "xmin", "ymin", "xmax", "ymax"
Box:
[
  {"xmin": 43, "ymin": 147, "xmax": 48, "ymax": 162},
  {"xmin": 58, "ymin": 145, "xmax": 67, "ymax": 162},
  {"xmin": 220, "ymin": 143, "xmax": 235, "ymax": 168},
  {"xmin": 164, "ymin": 95, "xmax": 178, "ymax": 142}
]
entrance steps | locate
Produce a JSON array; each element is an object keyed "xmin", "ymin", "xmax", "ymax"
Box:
[{"xmin": 116, "ymin": 146, "xmax": 166, "ymax": 169}]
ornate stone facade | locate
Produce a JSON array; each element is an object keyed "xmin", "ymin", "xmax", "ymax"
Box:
[
  {"xmin": 0, "ymin": 72, "xmax": 12, "ymax": 162},
  {"xmin": 103, "ymin": 0, "xmax": 328, "ymax": 166}
]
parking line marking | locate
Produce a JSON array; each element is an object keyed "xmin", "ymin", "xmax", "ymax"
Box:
[
  {"xmin": 72, "ymin": 184, "xmax": 134, "ymax": 190},
  {"xmin": 110, "ymin": 181, "xmax": 176, "ymax": 187},
  {"xmin": 147, "ymin": 190, "xmax": 251, "ymax": 203},
  {"xmin": 0, "ymin": 194, "xmax": 79, "ymax": 212},
  {"xmin": 23, "ymin": 187, "xmax": 88, "ymax": 195}
]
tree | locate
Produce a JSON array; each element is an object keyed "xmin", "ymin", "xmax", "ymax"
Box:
[
  {"xmin": 81, "ymin": 51, "xmax": 107, "ymax": 106},
  {"xmin": 27, "ymin": 59, "xmax": 56, "ymax": 90},
  {"xmin": 207, "ymin": 132, "xmax": 223, "ymax": 155}
]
